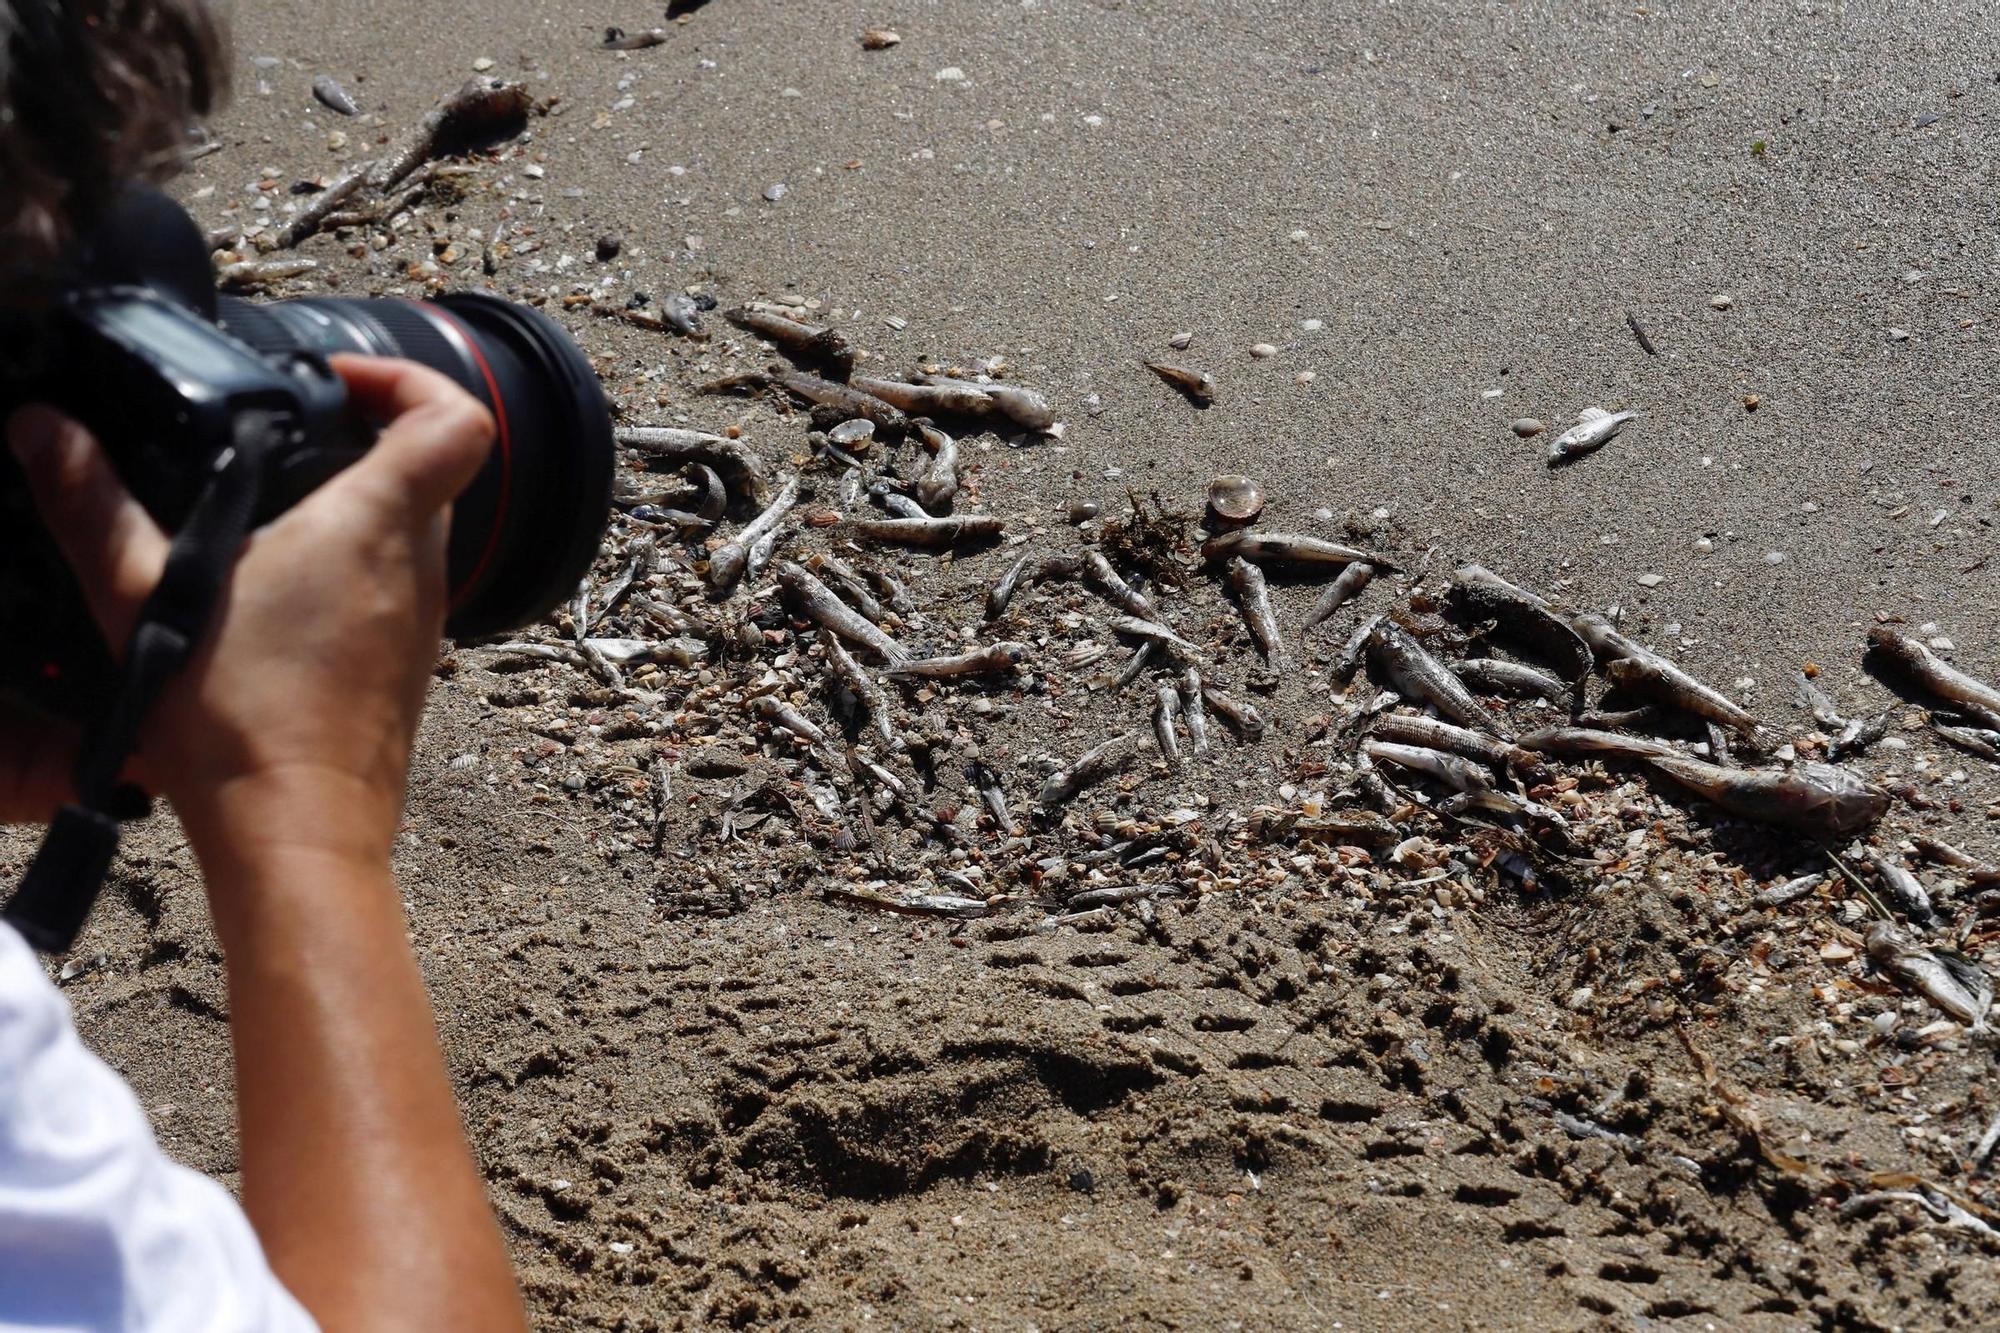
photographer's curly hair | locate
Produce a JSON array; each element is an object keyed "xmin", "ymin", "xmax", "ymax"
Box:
[{"xmin": 0, "ymin": 0, "xmax": 226, "ymax": 268}]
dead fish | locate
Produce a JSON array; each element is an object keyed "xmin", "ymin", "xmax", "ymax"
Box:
[
  {"xmin": 861, "ymin": 565, "xmax": 916, "ymax": 616},
  {"xmin": 1869, "ymin": 627, "xmax": 2000, "ymax": 728},
  {"xmin": 1644, "ymin": 754, "xmax": 1888, "ymax": 838},
  {"xmin": 1867, "ymin": 921, "xmax": 1992, "ymax": 1029},
  {"xmin": 826, "ymin": 888, "xmax": 992, "ymax": 921},
  {"xmin": 871, "ymin": 483, "xmax": 928, "ymax": 519},
  {"xmin": 1449, "ymin": 564, "xmax": 1592, "ymax": 683},
  {"xmin": 779, "ymin": 561, "xmax": 910, "ymax": 666},
  {"xmin": 1935, "ymin": 722, "xmax": 2000, "ymax": 762},
  {"xmin": 1330, "ymin": 613, "xmax": 1385, "ymax": 685},
  {"xmin": 1605, "ymin": 656, "xmax": 1765, "ymax": 740},
  {"xmin": 1363, "ymin": 740, "xmax": 1497, "ymax": 795},
  {"xmin": 1754, "ymin": 873, "xmax": 1824, "ymax": 908},
  {"xmin": 1545, "ymin": 407, "xmax": 1635, "ymax": 466},
  {"xmin": 1154, "ymin": 683, "xmax": 1183, "ymax": 769},
  {"xmin": 852, "ymin": 749, "xmax": 907, "ymax": 801},
  {"xmin": 1227, "ymin": 557, "xmax": 1287, "ymax": 670},
  {"xmin": 911, "ymin": 419, "xmax": 961, "ymax": 512},
  {"xmin": 1200, "ymin": 685, "xmax": 1266, "ymax": 740},
  {"xmin": 1110, "ymin": 640, "xmax": 1158, "ymax": 692},
  {"xmin": 823, "ymin": 634, "xmax": 903, "ymax": 751},
  {"xmin": 1366, "ymin": 622, "xmax": 1501, "ymax": 735},
  {"xmin": 1303, "ymin": 562, "xmax": 1375, "ymax": 634},
  {"xmin": 1911, "ymin": 836, "xmax": 2000, "ymax": 883},
  {"xmin": 969, "ymin": 760, "xmax": 1013, "ymax": 834},
  {"xmin": 885, "ymin": 641, "xmax": 1028, "ymax": 679},
  {"xmin": 1794, "ymin": 670, "xmax": 1847, "ymax": 729},
  {"xmin": 1081, "ymin": 550, "xmax": 1156, "ymax": 619},
  {"xmin": 215, "ymin": 256, "xmax": 318, "ymax": 291},
  {"xmin": 1180, "ymin": 667, "xmax": 1211, "ymax": 755},
  {"xmin": 1440, "ymin": 789, "xmax": 1567, "ymax": 825},
  {"xmin": 1870, "ymin": 856, "xmax": 1936, "ymax": 926},
  {"xmin": 614, "ymin": 427, "xmax": 770, "ymax": 509},
  {"xmin": 1577, "ymin": 703, "xmax": 1665, "ymax": 731},
  {"xmin": 984, "ymin": 553, "xmax": 1036, "ymax": 622},
  {"xmin": 1832, "ymin": 711, "xmax": 1893, "ymax": 759},
  {"xmin": 844, "ymin": 515, "xmax": 1003, "ymax": 549},
  {"xmin": 1202, "ymin": 529, "xmax": 1390, "ymax": 571},
  {"xmin": 602, "ymin": 25, "xmax": 669, "ymax": 49},
  {"xmin": 1258, "ymin": 810, "xmax": 1400, "ymax": 848},
  {"xmin": 753, "ymin": 694, "xmax": 826, "ymax": 746},
  {"xmin": 1515, "ymin": 726, "xmax": 1679, "ymax": 761},
  {"xmin": 805, "ymin": 552, "xmax": 883, "ymax": 622},
  {"xmin": 311, "ymin": 73, "xmax": 360, "ymax": 116},
  {"xmin": 1040, "ymin": 732, "xmax": 1138, "ymax": 806},
  {"xmin": 857, "ymin": 373, "xmax": 994, "ymax": 418},
  {"xmin": 1373, "ymin": 713, "xmax": 1546, "ymax": 778},
  {"xmin": 1145, "ymin": 360, "xmax": 1213, "ymax": 406},
  {"xmin": 725, "ymin": 307, "xmax": 857, "ymax": 377},
  {"xmin": 705, "ymin": 474, "xmax": 798, "ymax": 596},
  {"xmin": 976, "ymin": 382, "xmax": 1057, "ymax": 432},
  {"xmin": 660, "ymin": 293, "xmax": 706, "ymax": 337},
  {"xmin": 1452, "ymin": 657, "xmax": 1572, "ymax": 702},
  {"xmin": 770, "ymin": 369, "xmax": 906, "ymax": 433},
  {"xmin": 1111, "ymin": 615, "xmax": 1203, "ymax": 658}
]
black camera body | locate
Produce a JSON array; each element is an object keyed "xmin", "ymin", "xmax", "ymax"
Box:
[{"xmin": 0, "ymin": 189, "xmax": 613, "ymax": 720}]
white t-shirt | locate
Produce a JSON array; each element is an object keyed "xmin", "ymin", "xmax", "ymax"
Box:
[{"xmin": 0, "ymin": 921, "xmax": 316, "ymax": 1332}]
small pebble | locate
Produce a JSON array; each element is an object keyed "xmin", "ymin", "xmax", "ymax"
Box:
[
  {"xmin": 1710, "ymin": 294, "xmax": 1733, "ymax": 310},
  {"xmin": 861, "ymin": 29, "xmax": 902, "ymax": 49},
  {"xmin": 1168, "ymin": 331, "xmax": 1193, "ymax": 350},
  {"xmin": 1764, "ymin": 550, "xmax": 1787, "ymax": 565},
  {"xmin": 935, "ymin": 66, "xmax": 967, "ymax": 82},
  {"xmin": 1248, "ymin": 342, "xmax": 1278, "ymax": 359},
  {"xmin": 763, "ymin": 182, "xmax": 788, "ymax": 202},
  {"xmin": 1695, "ymin": 537, "xmax": 1714, "ymax": 553},
  {"xmin": 1742, "ymin": 393, "xmax": 1760, "ymax": 411},
  {"xmin": 1301, "ymin": 318, "xmax": 1322, "ymax": 331},
  {"xmin": 1510, "ymin": 418, "xmax": 1545, "ymax": 438},
  {"xmin": 472, "ymin": 56, "xmax": 496, "ymax": 72},
  {"xmin": 1637, "ymin": 573, "xmax": 1664, "ymax": 587},
  {"xmin": 1288, "ymin": 229, "xmax": 1309, "ymax": 242},
  {"xmin": 595, "ymin": 233, "xmax": 622, "ymax": 262},
  {"xmin": 1295, "ymin": 371, "xmax": 1315, "ymax": 384},
  {"xmin": 1067, "ymin": 499, "xmax": 1100, "ymax": 524},
  {"xmin": 1888, "ymin": 327, "xmax": 1910, "ymax": 342}
]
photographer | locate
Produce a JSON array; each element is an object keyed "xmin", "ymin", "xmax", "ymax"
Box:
[{"xmin": 1, "ymin": 4, "xmax": 527, "ymax": 1328}]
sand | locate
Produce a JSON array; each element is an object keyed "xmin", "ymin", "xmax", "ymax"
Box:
[{"xmin": 7, "ymin": 1, "xmax": 2000, "ymax": 1327}]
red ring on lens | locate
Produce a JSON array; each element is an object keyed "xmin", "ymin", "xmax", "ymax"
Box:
[{"xmin": 423, "ymin": 304, "xmax": 513, "ymax": 610}]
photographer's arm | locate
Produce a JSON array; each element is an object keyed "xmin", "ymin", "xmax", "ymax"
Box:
[{"xmin": 8, "ymin": 357, "xmax": 526, "ymax": 1332}]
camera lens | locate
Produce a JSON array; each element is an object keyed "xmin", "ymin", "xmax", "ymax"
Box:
[{"xmin": 217, "ymin": 293, "xmax": 612, "ymax": 638}]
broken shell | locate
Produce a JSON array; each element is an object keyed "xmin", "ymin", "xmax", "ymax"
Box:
[
  {"xmin": 1206, "ymin": 474, "xmax": 1266, "ymax": 525},
  {"xmin": 861, "ymin": 28, "xmax": 902, "ymax": 49},
  {"xmin": 829, "ymin": 418, "xmax": 877, "ymax": 447}
]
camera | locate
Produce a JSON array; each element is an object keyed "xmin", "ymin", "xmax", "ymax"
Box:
[{"xmin": 0, "ymin": 188, "xmax": 613, "ymax": 719}]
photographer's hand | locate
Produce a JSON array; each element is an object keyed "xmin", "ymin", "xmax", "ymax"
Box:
[{"xmin": 7, "ymin": 356, "xmax": 527, "ymax": 1333}]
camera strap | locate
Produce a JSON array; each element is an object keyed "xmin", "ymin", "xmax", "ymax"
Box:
[{"xmin": 4, "ymin": 416, "xmax": 280, "ymax": 954}]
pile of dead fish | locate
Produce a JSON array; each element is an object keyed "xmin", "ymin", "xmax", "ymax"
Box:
[{"xmin": 455, "ymin": 291, "xmax": 1999, "ymax": 1034}]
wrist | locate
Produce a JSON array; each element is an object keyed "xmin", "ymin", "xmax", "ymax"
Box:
[{"xmin": 173, "ymin": 765, "xmax": 406, "ymax": 915}]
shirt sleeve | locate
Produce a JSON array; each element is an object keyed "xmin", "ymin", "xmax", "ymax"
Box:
[{"xmin": 0, "ymin": 920, "xmax": 318, "ymax": 1333}]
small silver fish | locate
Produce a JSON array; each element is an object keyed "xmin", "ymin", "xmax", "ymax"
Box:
[
  {"xmin": 1203, "ymin": 529, "xmax": 1388, "ymax": 571},
  {"xmin": 806, "ymin": 552, "xmax": 884, "ymax": 623},
  {"xmin": 855, "ymin": 373, "xmax": 994, "ymax": 418},
  {"xmin": 1515, "ymin": 726, "xmax": 1679, "ymax": 761},
  {"xmin": 984, "ymin": 553, "xmax": 1037, "ymax": 622},
  {"xmin": 1605, "ymin": 656, "xmax": 1765, "ymax": 739},
  {"xmin": 1871, "ymin": 627, "xmax": 2000, "ymax": 729},
  {"xmin": 705, "ymin": 474, "xmax": 798, "ymax": 596},
  {"xmin": 1110, "ymin": 615, "xmax": 1203, "ymax": 658},
  {"xmin": 1081, "ymin": 550, "xmax": 1155, "ymax": 619},
  {"xmin": 769, "ymin": 369, "xmax": 906, "ymax": 433},
  {"xmin": 1545, "ymin": 407, "xmax": 1635, "ymax": 466},
  {"xmin": 1330, "ymin": 613, "xmax": 1385, "ymax": 685},
  {"xmin": 1040, "ymin": 732, "xmax": 1138, "ymax": 806},
  {"xmin": 1153, "ymin": 683, "xmax": 1184, "ymax": 770},
  {"xmin": 1373, "ymin": 713, "xmax": 1546, "ymax": 778},
  {"xmin": 1363, "ymin": 740, "xmax": 1496, "ymax": 794},
  {"xmin": 778, "ymin": 561, "xmax": 909, "ymax": 666},
  {"xmin": 1180, "ymin": 667, "xmax": 1210, "ymax": 755},
  {"xmin": 1448, "ymin": 564, "xmax": 1592, "ymax": 683},
  {"xmin": 1303, "ymin": 562, "xmax": 1374, "ymax": 634},
  {"xmin": 1870, "ymin": 856, "xmax": 1935, "ymax": 925},
  {"xmin": 845, "ymin": 515, "xmax": 1003, "ymax": 549},
  {"xmin": 753, "ymin": 694, "xmax": 826, "ymax": 746},
  {"xmin": 1644, "ymin": 754, "xmax": 1888, "ymax": 838},
  {"xmin": 1227, "ymin": 557, "xmax": 1287, "ymax": 671},
  {"xmin": 911, "ymin": 418, "xmax": 961, "ymax": 512},
  {"xmin": 1451, "ymin": 658, "xmax": 1572, "ymax": 702},
  {"xmin": 1753, "ymin": 873, "xmax": 1824, "ymax": 908},
  {"xmin": 311, "ymin": 74, "xmax": 360, "ymax": 116},
  {"xmin": 823, "ymin": 634, "xmax": 903, "ymax": 751},
  {"xmin": 725, "ymin": 307, "xmax": 856, "ymax": 377},
  {"xmin": 1867, "ymin": 921, "xmax": 1992, "ymax": 1029},
  {"xmin": 1200, "ymin": 685, "xmax": 1265, "ymax": 739},
  {"xmin": 884, "ymin": 641, "xmax": 1028, "ymax": 679},
  {"xmin": 1366, "ymin": 622, "xmax": 1501, "ymax": 735},
  {"xmin": 1144, "ymin": 360, "xmax": 1213, "ymax": 406}
]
